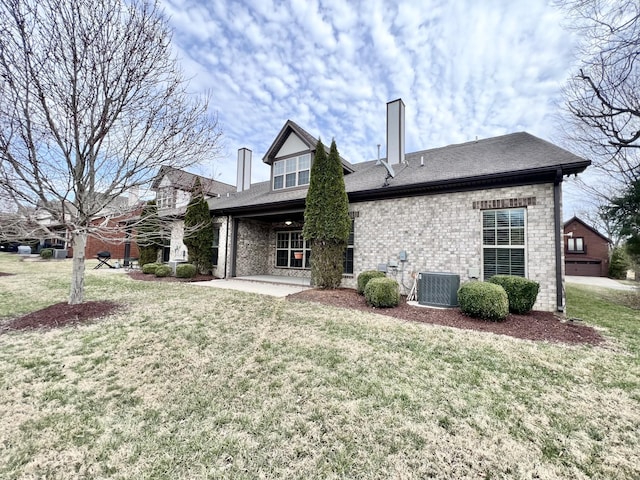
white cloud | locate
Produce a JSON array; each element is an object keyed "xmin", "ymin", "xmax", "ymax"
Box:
[{"xmin": 160, "ymin": 0, "xmax": 581, "ymax": 187}]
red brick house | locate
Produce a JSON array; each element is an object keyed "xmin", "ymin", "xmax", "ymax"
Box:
[
  {"xmin": 82, "ymin": 212, "xmax": 141, "ymax": 262},
  {"xmin": 57, "ymin": 195, "xmax": 142, "ymax": 264},
  {"xmin": 564, "ymin": 216, "xmax": 611, "ymax": 277}
]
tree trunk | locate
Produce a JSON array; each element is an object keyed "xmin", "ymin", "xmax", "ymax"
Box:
[{"xmin": 69, "ymin": 230, "xmax": 87, "ymax": 305}]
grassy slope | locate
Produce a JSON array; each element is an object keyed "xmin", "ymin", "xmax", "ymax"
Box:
[{"xmin": 0, "ymin": 253, "xmax": 638, "ymax": 479}]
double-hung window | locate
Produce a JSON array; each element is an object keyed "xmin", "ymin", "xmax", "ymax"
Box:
[
  {"xmin": 273, "ymin": 154, "xmax": 311, "ymax": 190},
  {"xmin": 276, "ymin": 231, "xmax": 311, "ymax": 268},
  {"xmin": 482, "ymin": 208, "xmax": 526, "ymax": 278},
  {"xmin": 567, "ymin": 237, "xmax": 584, "ymax": 253}
]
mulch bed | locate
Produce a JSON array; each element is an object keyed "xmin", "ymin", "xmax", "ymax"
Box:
[
  {"xmin": 0, "ymin": 272, "xmax": 215, "ymax": 334},
  {"xmin": 1, "ymin": 301, "xmax": 120, "ymax": 334},
  {"xmin": 288, "ymin": 288, "xmax": 604, "ymax": 346},
  {"xmin": 126, "ymin": 271, "xmax": 216, "ymax": 282},
  {"xmin": 2, "ymin": 271, "xmax": 604, "ymax": 346}
]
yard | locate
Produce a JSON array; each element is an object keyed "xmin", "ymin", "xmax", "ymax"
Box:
[{"xmin": 0, "ymin": 253, "xmax": 638, "ymax": 479}]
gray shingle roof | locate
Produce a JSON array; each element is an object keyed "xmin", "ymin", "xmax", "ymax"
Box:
[
  {"xmin": 208, "ymin": 132, "xmax": 590, "ymax": 214},
  {"xmin": 152, "ymin": 166, "xmax": 235, "ymax": 196}
]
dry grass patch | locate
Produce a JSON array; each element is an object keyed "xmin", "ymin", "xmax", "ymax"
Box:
[{"xmin": 0, "ymin": 253, "xmax": 638, "ymax": 479}]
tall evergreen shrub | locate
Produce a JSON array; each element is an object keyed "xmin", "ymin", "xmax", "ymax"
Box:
[
  {"xmin": 184, "ymin": 178, "xmax": 214, "ymax": 274},
  {"xmin": 137, "ymin": 201, "xmax": 163, "ymax": 266},
  {"xmin": 609, "ymin": 247, "xmax": 629, "ymax": 279},
  {"xmin": 303, "ymin": 139, "xmax": 351, "ymax": 288}
]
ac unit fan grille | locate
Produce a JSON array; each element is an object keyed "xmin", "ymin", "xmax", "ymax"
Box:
[{"xmin": 418, "ymin": 272, "xmax": 460, "ymax": 307}]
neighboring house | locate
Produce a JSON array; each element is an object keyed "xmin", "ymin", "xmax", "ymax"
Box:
[
  {"xmin": 204, "ymin": 98, "xmax": 590, "ymax": 312},
  {"xmin": 151, "ymin": 166, "xmax": 235, "ymax": 262},
  {"xmin": 82, "ymin": 203, "xmax": 142, "ymax": 262},
  {"xmin": 564, "ymin": 216, "xmax": 611, "ymax": 277},
  {"xmin": 32, "ymin": 193, "xmax": 142, "ymax": 261}
]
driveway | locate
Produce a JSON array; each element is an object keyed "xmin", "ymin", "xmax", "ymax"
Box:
[{"xmin": 566, "ymin": 275, "xmax": 637, "ymax": 291}]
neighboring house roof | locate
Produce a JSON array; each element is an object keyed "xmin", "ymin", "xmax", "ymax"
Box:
[
  {"xmin": 262, "ymin": 120, "xmax": 355, "ymax": 173},
  {"xmin": 209, "ymin": 131, "xmax": 590, "ymax": 216},
  {"xmin": 152, "ymin": 166, "xmax": 235, "ymax": 197},
  {"xmin": 563, "ymin": 216, "xmax": 612, "ymax": 243}
]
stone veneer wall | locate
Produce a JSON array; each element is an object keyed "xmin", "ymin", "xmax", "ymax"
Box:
[
  {"xmin": 233, "ymin": 219, "xmax": 271, "ymax": 277},
  {"xmin": 345, "ymin": 183, "xmax": 560, "ymax": 312}
]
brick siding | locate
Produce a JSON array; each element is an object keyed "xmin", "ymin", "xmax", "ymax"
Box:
[{"xmin": 213, "ymin": 183, "xmax": 561, "ymax": 312}]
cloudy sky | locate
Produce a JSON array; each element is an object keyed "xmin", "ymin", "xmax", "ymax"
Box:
[{"xmin": 160, "ymin": 0, "xmax": 583, "ymax": 205}]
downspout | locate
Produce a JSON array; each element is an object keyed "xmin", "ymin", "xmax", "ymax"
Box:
[
  {"xmin": 224, "ymin": 215, "xmax": 230, "ymax": 279},
  {"xmin": 231, "ymin": 217, "xmax": 239, "ymax": 277},
  {"xmin": 553, "ymin": 168, "xmax": 564, "ymax": 312}
]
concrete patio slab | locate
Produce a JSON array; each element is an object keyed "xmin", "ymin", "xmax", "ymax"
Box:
[{"xmin": 190, "ymin": 278, "xmax": 310, "ymax": 297}]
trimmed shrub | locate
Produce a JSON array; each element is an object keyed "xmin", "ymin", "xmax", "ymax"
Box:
[
  {"xmin": 154, "ymin": 265, "xmax": 172, "ymax": 277},
  {"xmin": 176, "ymin": 263, "xmax": 197, "ymax": 278},
  {"xmin": 357, "ymin": 270, "xmax": 386, "ymax": 294},
  {"xmin": 142, "ymin": 262, "xmax": 160, "ymax": 275},
  {"xmin": 488, "ymin": 275, "xmax": 539, "ymax": 314},
  {"xmin": 364, "ymin": 277, "xmax": 399, "ymax": 308},
  {"xmin": 40, "ymin": 248, "xmax": 54, "ymax": 259},
  {"xmin": 458, "ymin": 281, "xmax": 509, "ymax": 321}
]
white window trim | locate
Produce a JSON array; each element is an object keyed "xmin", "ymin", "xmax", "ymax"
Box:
[
  {"xmin": 157, "ymin": 187, "xmax": 175, "ymax": 210},
  {"xmin": 275, "ymin": 230, "xmax": 311, "ymax": 269},
  {"xmin": 272, "ymin": 153, "xmax": 311, "ymax": 190},
  {"xmin": 480, "ymin": 208, "xmax": 528, "ymax": 279}
]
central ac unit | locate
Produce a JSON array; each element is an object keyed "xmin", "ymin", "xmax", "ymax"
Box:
[{"xmin": 418, "ymin": 272, "xmax": 460, "ymax": 307}]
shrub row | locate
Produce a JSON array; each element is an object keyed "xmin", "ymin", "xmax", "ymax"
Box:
[
  {"xmin": 458, "ymin": 275, "xmax": 540, "ymax": 321},
  {"xmin": 142, "ymin": 262, "xmax": 197, "ymax": 279}
]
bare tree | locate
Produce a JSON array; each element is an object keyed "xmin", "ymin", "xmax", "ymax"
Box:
[
  {"xmin": 559, "ymin": 0, "xmax": 640, "ymax": 189},
  {"xmin": 0, "ymin": 0, "xmax": 221, "ymax": 304}
]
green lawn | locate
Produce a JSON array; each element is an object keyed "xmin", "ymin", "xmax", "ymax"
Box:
[{"xmin": 0, "ymin": 253, "xmax": 638, "ymax": 479}]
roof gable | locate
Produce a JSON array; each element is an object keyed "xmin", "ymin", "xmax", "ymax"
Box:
[
  {"xmin": 262, "ymin": 120, "xmax": 317, "ymax": 165},
  {"xmin": 275, "ymin": 133, "xmax": 309, "ymax": 158},
  {"xmin": 564, "ymin": 216, "xmax": 611, "ymax": 243},
  {"xmin": 262, "ymin": 120, "xmax": 355, "ymax": 173}
]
